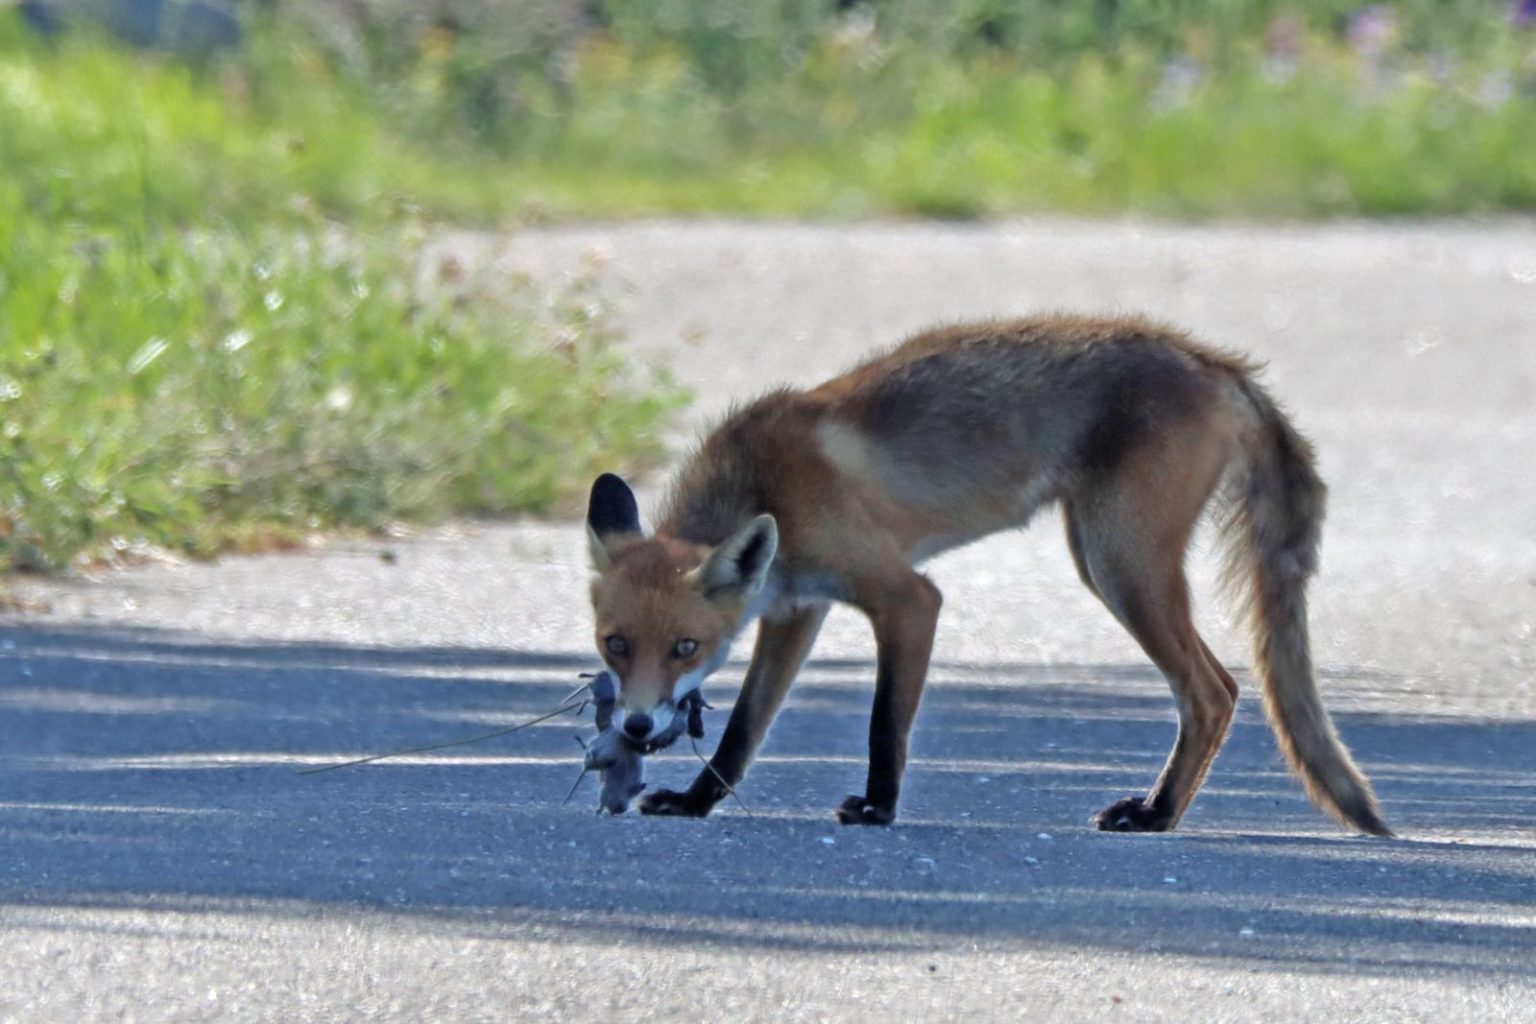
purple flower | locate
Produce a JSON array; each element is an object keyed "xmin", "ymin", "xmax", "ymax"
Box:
[
  {"xmin": 1478, "ymin": 70, "xmax": 1514, "ymax": 108},
  {"xmin": 1512, "ymin": 0, "xmax": 1536, "ymax": 27},
  {"xmin": 1265, "ymin": 15, "xmax": 1304, "ymax": 61},
  {"xmin": 1151, "ymin": 56, "xmax": 1203, "ymax": 113},
  {"xmin": 1346, "ymin": 5, "xmax": 1399, "ymax": 59},
  {"xmin": 1263, "ymin": 15, "xmax": 1303, "ymax": 83},
  {"xmin": 1426, "ymin": 52, "xmax": 1457, "ymax": 85}
]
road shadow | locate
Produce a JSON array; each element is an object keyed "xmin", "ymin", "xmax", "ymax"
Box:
[{"xmin": 1, "ymin": 621, "xmax": 1532, "ymax": 978}]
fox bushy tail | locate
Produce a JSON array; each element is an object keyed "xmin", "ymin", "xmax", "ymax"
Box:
[{"xmin": 1222, "ymin": 379, "xmax": 1394, "ymax": 837}]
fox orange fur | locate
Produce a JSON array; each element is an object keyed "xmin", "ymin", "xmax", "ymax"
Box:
[{"xmin": 586, "ymin": 315, "xmax": 1392, "ymax": 835}]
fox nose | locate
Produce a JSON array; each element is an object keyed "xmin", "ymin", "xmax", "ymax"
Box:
[{"xmin": 622, "ymin": 713, "xmax": 654, "ymax": 740}]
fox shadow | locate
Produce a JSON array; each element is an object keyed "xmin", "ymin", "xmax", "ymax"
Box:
[{"xmin": 1, "ymin": 622, "xmax": 1532, "ymax": 978}]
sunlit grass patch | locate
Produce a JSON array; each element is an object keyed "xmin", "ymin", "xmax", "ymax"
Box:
[{"xmin": 0, "ymin": 202, "xmax": 685, "ymax": 571}]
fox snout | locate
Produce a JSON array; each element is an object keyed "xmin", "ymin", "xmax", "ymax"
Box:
[
  {"xmin": 621, "ymin": 712, "xmax": 654, "ymax": 740},
  {"xmin": 617, "ymin": 697, "xmax": 675, "ymax": 742}
]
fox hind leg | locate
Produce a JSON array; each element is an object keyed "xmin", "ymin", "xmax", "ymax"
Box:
[{"xmin": 1064, "ymin": 435, "xmax": 1237, "ymax": 832}]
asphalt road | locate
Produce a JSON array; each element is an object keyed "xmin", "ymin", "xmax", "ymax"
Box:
[{"xmin": 3, "ymin": 219, "xmax": 1535, "ymax": 1022}]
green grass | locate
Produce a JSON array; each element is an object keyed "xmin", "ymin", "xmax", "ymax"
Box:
[
  {"xmin": 0, "ymin": 188, "xmax": 684, "ymax": 572},
  {"xmin": 0, "ymin": 13, "xmax": 687, "ymax": 574},
  {"xmin": 0, "ymin": 17, "xmax": 505, "ymax": 227},
  {"xmin": 472, "ymin": 38, "xmax": 1536, "ymax": 220},
  {"xmin": 7, "ymin": 10, "xmax": 1536, "ymax": 226}
]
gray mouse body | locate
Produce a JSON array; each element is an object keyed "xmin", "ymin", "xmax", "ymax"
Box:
[{"xmin": 583, "ymin": 727, "xmax": 647, "ymax": 814}]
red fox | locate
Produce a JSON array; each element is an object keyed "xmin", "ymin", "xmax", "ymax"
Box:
[{"xmin": 586, "ymin": 315, "xmax": 1392, "ymax": 835}]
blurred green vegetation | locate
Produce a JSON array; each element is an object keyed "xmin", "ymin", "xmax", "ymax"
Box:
[{"xmin": 7, "ymin": 3, "xmax": 1536, "ymax": 224}]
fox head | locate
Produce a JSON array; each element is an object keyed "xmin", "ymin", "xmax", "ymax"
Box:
[{"xmin": 585, "ymin": 473, "xmax": 777, "ymax": 743}]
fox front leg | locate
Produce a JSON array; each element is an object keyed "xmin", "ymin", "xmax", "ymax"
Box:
[{"xmin": 836, "ymin": 572, "xmax": 942, "ymax": 826}]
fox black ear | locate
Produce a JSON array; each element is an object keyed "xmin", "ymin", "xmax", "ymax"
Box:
[
  {"xmin": 587, "ymin": 473, "xmax": 641, "ymax": 571},
  {"xmin": 588, "ymin": 473, "xmax": 641, "ymax": 538},
  {"xmin": 697, "ymin": 515, "xmax": 778, "ymax": 599}
]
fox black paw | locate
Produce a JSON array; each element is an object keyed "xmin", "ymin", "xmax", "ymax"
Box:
[
  {"xmin": 835, "ymin": 795, "xmax": 896, "ymax": 826},
  {"xmin": 637, "ymin": 788, "xmax": 711, "ymax": 818},
  {"xmin": 1093, "ymin": 796, "xmax": 1171, "ymax": 832}
]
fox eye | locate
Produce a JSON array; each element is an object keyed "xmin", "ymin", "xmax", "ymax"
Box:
[
  {"xmin": 604, "ymin": 635, "xmax": 629, "ymax": 658},
  {"xmin": 672, "ymin": 638, "xmax": 699, "ymax": 659}
]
